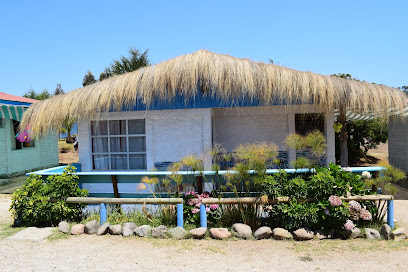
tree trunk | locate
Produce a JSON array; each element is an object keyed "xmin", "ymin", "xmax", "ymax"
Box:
[{"xmin": 339, "ymin": 108, "xmax": 348, "ymax": 167}]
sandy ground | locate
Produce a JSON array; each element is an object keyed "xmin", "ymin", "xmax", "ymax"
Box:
[{"xmin": 1, "ymin": 194, "xmax": 407, "ymax": 272}]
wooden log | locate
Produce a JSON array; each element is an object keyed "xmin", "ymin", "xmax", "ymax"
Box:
[
  {"xmin": 202, "ymin": 196, "xmax": 268, "ymax": 205},
  {"xmin": 64, "ymin": 197, "xmax": 183, "ymax": 204},
  {"xmin": 340, "ymin": 195, "xmax": 393, "ymax": 201}
]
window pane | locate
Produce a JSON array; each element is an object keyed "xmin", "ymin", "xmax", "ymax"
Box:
[
  {"xmin": 111, "ymin": 154, "xmax": 128, "ymax": 169},
  {"xmin": 91, "ymin": 121, "xmax": 108, "ymax": 135},
  {"xmin": 23, "ymin": 141, "xmax": 35, "ymax": 148},
  {"xmin": 129, "ymin": 154, "xmax": 146, "ymax": 169},
  {"xmin": 93, "ymin": 155, "xmax": 109, "ymax": 170},
  {"xmin": 129, "ymin": 136, "xmax": 146, "ymax": 152},
  {"xmin": 109, "ymin": 120, "xmax": 126, "ymax": 135},
  {"xmin": 110, "ymin": 137, "xmax": 127, "ymax": 152},
  {"xmin": 92, "ymin": 137, "xmax": 108, "ymax": 153},
  {"xmin": 128, "ymin": 119, "xmax": 145, "ymax": 134}
]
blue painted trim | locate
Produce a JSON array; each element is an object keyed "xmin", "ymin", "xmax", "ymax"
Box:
[
  {"xmin": 387, "ymin": 200, "xmax": 394, "ymax": 228},
  {"xmin": 100, "ymin": 203, "xmax": 107, "ymax": 225},
  {"xmin": 0, "ymin": 100, "xmax": 32, "ymax": 106},
  {"xmin": 177, "ymin": 203, "xmax": 183, "ymax": 228},
  {"xmin": 28, "ymin": 166, "xmax": 386, "ymax": 176},
  {"xmin": 200, "ymin": 204, "xmax": 207, "ymax": 228}
]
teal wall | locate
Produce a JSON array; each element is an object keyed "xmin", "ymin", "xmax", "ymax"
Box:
[{"xmin": 0, "ymin": 119, "xmax": 59, "ymax": 176}]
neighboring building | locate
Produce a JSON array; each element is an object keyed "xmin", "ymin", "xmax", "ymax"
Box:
[
  {"xmin": 0, "ymin": 92, "xmax": 59, "ymax": 177},
  {"xmin": 388, "ymin": 99, "xmax": 408, "ymax": 172}
]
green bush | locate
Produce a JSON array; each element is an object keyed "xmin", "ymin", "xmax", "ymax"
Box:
[
  {"xmin": 261, "ymin": 163, "xmax": 372, "ymax": 232},
  {"xmin": 10, "ymin": 166, "xmax": 88, "ymax": 227}
]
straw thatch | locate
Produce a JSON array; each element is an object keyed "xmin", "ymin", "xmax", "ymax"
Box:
[{"xmin": 21, "ymin": 49, "xmax": 407, "ymax": 136}]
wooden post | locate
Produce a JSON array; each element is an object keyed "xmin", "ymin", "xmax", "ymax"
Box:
[
  {"xmin": 111, "ymin": 175, "xmax": 120, "ymax": 198},
  {"xmin": 196, "ymin": 176, "xmax": 203, "ymax": 194},
  {"xmin": 338, "ymin": 107, "xmax": 348, "ymax": 167}
]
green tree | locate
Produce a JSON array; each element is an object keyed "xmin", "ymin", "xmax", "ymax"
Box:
[
  {"xmin": 63, "ymin": 116, "xmax": 76, "ymax": 143},
  {"xmin": 54, "ymin": 83, "xmax": 64, "ymax": 95},
  {"xmin": 82, "ymin": 70, "xmax": 97, "ymax": 86},
  {"xmin": 332, "ymin": 73, "xmax": 388, "ymax": 165},
  {"xmin": 99, "ymin": 47, "xmax": 149, "ymax": 81},
  {"xmin": 36, "ymin": 89, "xmax": 52, "ymax": 100},
  {"xmin": 23, "ymin": 88, "xmax": 37, "ymax": 99}
]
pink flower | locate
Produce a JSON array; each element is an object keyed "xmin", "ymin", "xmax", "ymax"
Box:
[
  {"xmin": 191, "ymin": 208, "xmax": 199, "ymax": 214},
  {"xmin": 350, "ymin": 209, "xmax": 359, "ymax": 221},
  {"xmin": 359, "ymin": 209, "xmax": 372, "ymax": 220},
  {"xmin": 348, "ymin": 200, "xmax": 361, "ymax": 211},
  {"xmin": 202, "ymin": 191, "xmax": 210, "ymax": 198},
  {"xmin": 195, "ymin": 203, "xmax": 201, "ymax": 208},
  {"xmin": 206, "ymin": 207, "xmax": 210, "ymax": 213},
  {"xmin": 185, "ymin": 191, "xmax": 196, "ymax": 196},
  {"xmin": 324, "ymin": 208, "xmax": 330, "ymax": 216},
  {"xmin": 344, "ymin": 220, "xmax": 355, "ymax": 230},
  {"xmin": 188, "ymin": 199, "xmax": 194, "ymax": 206},
  {"xmin": 329, "ymin": 195, "xmax": 342, "ymax": 207},
  {"xmin": 210, "ymin": 204, "xmax": 219, "ymax": 210}
]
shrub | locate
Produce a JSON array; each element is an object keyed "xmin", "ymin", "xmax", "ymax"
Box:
[
  {"xmin": 183, "ymin": 191, "xmax": 219, "ymax": 226},
  {"xmin": 10, "ymin": 166, "xmax": 88, "ymax": 227}
]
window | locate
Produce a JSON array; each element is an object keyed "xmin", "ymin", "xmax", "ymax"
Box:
[
  {"xmin": 295, "ymin": 113, "xmax": 324, "ymax": 136},
  {"xmin": 0, "ymin": 118, "xmax": 4, "ymax": 128},
  {"xmin": 91, "ymin": 119, "xmax": 146, "ymax": 170},
  {"xmin": 11, "ymin": 120, "xmax": 35, "ymax": 150}
]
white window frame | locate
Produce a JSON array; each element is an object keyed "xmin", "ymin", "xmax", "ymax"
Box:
[{"xmin": 91, "ymin": 119, "xmax": 146, "ymax": 170}]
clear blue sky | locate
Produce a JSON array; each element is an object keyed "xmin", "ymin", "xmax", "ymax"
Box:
[{"xmin": 1, "ymin": 1, "xmax": 407, "ymax": 97}]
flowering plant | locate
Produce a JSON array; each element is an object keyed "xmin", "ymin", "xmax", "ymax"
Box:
[{"xmin": 183, "ymin": 191, "xmax": 219, "ymax": 226}]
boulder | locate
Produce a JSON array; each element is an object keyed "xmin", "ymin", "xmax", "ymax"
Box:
[
  {"xmin": 122, "ymin": 223, "xmax": 137, "ymax": 237},
  {"xmin": 314, "ymin": 229, "xmax": 330, "ymax": 240},
  {"xmin": 70, "ymin": 224, "xmax": 85, "ymax": 235},
  {"xmin": 365, "ymin": 228, "xmax": 381, "ymax": 240},
  {"xmin": 351, "ymin": 228, "xmax": 362, "ymax": 239},
  {"xmin": 58, "ymin": 221, "xmax": 70, "ymax": 234},
  {"xmin": 152, "ymin": 225, "xmax": 168, "ymax": 238},
  {"xmin": 85, "ymin": 220, "xmax": 100, "ymax": 235},
  {"xmin": 135, "ymin": 225, "xmax": 152, "ymax": 237},
  {"xmin": 189, "ymin": 227, "xmax": 207, "ymax": 239},
  {"xmin": 209, "ymin": 228, "xmax": 231, "ymax": 240},
  {"xmin": 97, "ymin": 223, "xmax": 110, "ymax": 236},
  {"xmin": 380, "ymin": 224, "xmax": 391, "ymax": 240},
  {"xmin": 293, "ymin": 228, "xmax": 314, "ymax": 241},
  {"xmin": 109, "ymin": 224, "xmax": 122, "ymax": 235},
  {"xmin": 168, "ymin": 227, "xmax": 188, "ymax": 239},
  {"xmin": 254, "ymin": 226, "xmax": 272, "ymax": 240},
  {"xmin": 231, "ymin": 223, "xmax": 252, "ymax": 239},
  {"xmin": 273, "ymin": 228, "xmax": 293, "ymax": 240},
  {"xmin": 391, "ymin": 228, "xmax": 407, "ymax": 241}
]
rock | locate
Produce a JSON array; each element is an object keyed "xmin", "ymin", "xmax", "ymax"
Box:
[
  {"xmin": 135, "ymin": 225, "xmax": 152, "ymax": 237},
  {"xmin": 109, "ymin": 224, "xmax": 122, "ymax": 235},
  {"xmin": 168, "ymin": 227, "xmax": 188, "ymax": 239},
  {"xmin": 351, "ymin": 228, "xmax": 362, "ymax": 239},
  {"xmin": 209, "ymin": 228, "xmax": 231, "ymax": 240},
  {"xmin": 365, "ymin": 228, "xmax": 381, "ymax": 240},
  {"xmin": 85, "ymin": 220, "xmax": 100, "ymax": 235},
  {"xmin": 293, "ymin": 228, "xmax": 314, "ymax": 241},
  {"xmin": 314, "ymin": 229, "xmax": 330, "ymax": 240},
  {"xmin": 273, "ymin": 228, "xmax": 293, "ymax": 240},
  {"xmin": 337, "ymin": 229, "xmax": 352, "ymax": 240},
  {"xmin": 231, "ymin": 223, "xmax": 252, "ymax": 239},
  {"xmin": 6, "ymin": 227, "xmax": 56, "ymax": 242},
  {"xmin": 122, "ymin": 223, "xmax": 137, "ymax": 237},
  {"xmin": 254, "ymin": 226, "xmax": 272, "ymax": 240},
  {"xmin": 391, "ymin": 228, "xmax": 407, "ymax": 241},
  {"xmin": 97, "ymin": 223, "xmax": 110, "ymax": 236},
  {"xmin": 380, "ymin": 224, "xmax": 391, "ymax": 240},
  {"xmin": 58, "ymin": 221, "xmax": 70, "ymax": 234},
  {"xmin": 71, "ymin": 224, "xmax": 85, "ymax": 235},
  {"xmin": 189, "ymin": 227, "xmax": 207, "ymax": 239},
  {"xmin": 152, "ymin": 225, "xmax": 168, "ymax": 238}
]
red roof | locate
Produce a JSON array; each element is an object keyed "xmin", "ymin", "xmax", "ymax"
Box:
[{"xmin": 0, "ymin": 92, "xmax": 38, "ymax": 103}]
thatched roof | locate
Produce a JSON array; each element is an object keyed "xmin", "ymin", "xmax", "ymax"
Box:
[{"xmin": 21, "ymin": 50, "xmax": 407, "ymax": 136}]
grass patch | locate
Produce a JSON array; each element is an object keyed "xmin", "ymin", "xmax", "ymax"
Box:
[
  {"xmin": 0, "ymin": 224, "xmax": 24, "ymax": 239},
  {"xmin": 48, "ymin": 230, "xmax": 70, "ymax": 241},
  {"xmin": 58, "ymin": 140, "xmax": 74, "ymax": 151}
]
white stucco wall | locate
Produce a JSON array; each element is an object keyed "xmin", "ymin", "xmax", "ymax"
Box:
[
  {"xmin": 78, "ymin": 106, "xmax": 336, "ymax": 171},
  {"xmin": 78, "ymin": 108, "xmax": 213, "ymax": 172}
]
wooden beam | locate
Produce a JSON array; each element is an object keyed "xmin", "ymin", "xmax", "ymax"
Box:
[
  {"xmin": 64, "ymin": 197, "xmax": 183, "ymax": 204},
  {"xmin": 338, "ymin": 106, "xmax": 348, "ymax": 167}
]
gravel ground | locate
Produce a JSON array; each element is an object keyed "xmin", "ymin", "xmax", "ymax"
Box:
[{"xmin": 1, "ymin": 194, "xmax": 407, "ymax": 272}]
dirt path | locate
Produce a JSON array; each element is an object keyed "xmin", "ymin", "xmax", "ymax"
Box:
[{"xmin": 1, "ymin": 194, "xmax": 407, "ymax": 272}]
